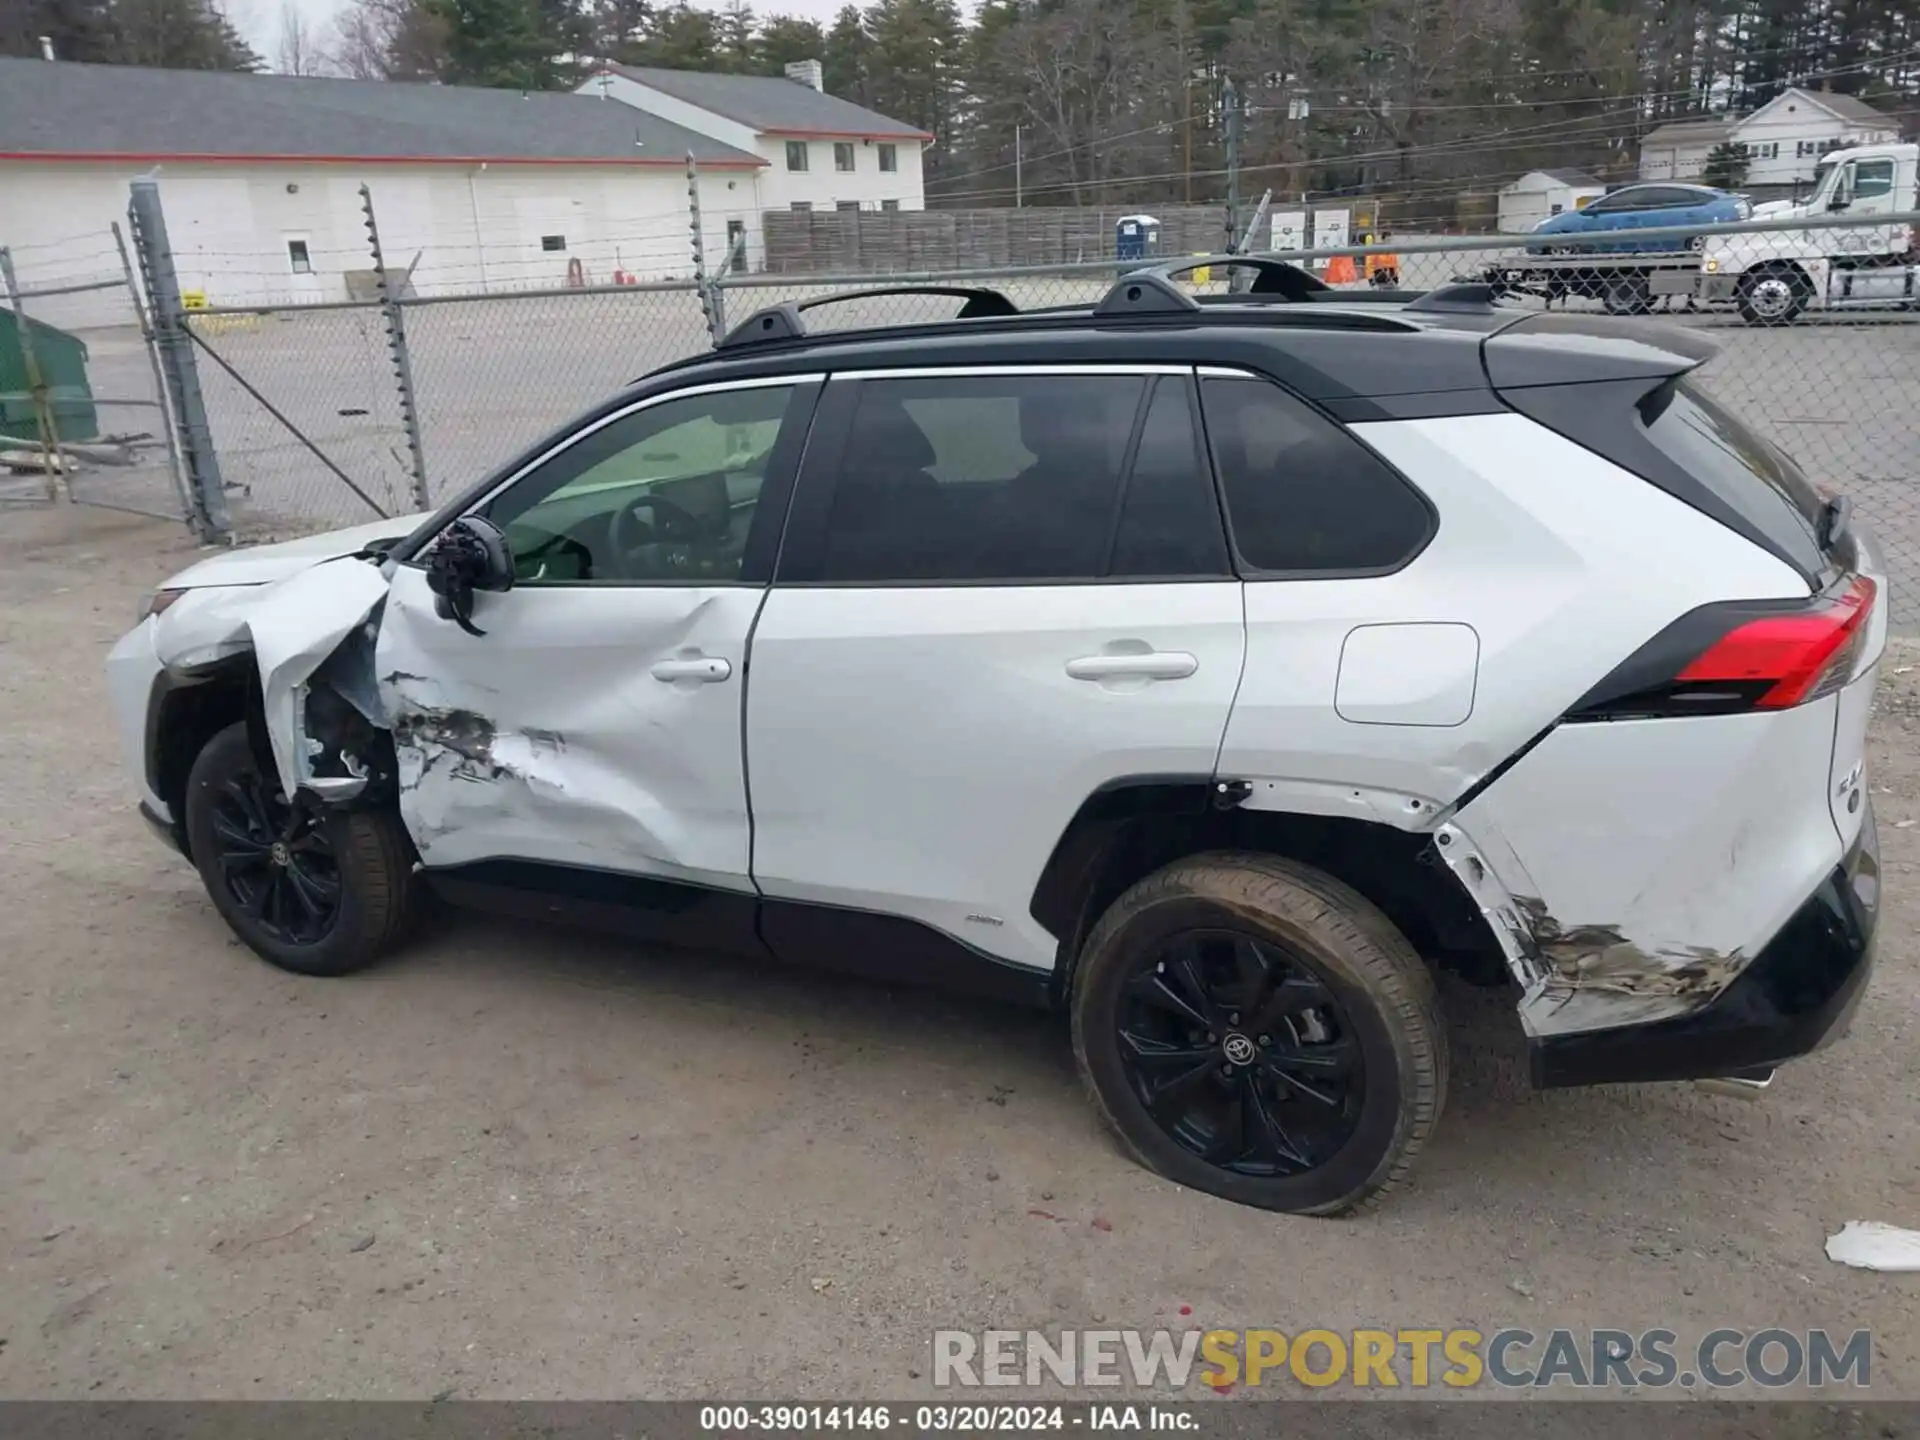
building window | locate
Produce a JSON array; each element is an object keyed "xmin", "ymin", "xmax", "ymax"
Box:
[
  {"xmin": 786, "ymin": 140, "xmax": 809, "ymax": 171},
  {"xmin": 790, "ymin": 201, "xmax": 812, "ymax": 212},
  {"xmin": 878, "ymin": 143, "xmax": 898, "ymax": 173},
  {"xmin": 834, "ymin": 141, "xmax": 856, "ymax": 172},
  {"xmin": 1745, "ymin": 141, "xmax": 1778, "ymax": 160},
  {"xmin": 541, "ymin": 235, "xmax": 566, "ymax": 252},
  {"xmin": 881, "ymin": 199, "xmax": 900, "ymax": 212},
  {"xmin": 286, "ymin": 239, "xmax": 312, "ymax": 274},
  {"xmin": 1796, "ymin": 140, "xmax": 1820, "ymax": 158}
]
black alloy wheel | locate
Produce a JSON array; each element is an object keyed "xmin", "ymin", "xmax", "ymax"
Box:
[
  {"xmin": 1116, "ymin": 928, "xmax": 1363, "ymax": 1176},
  {"xmin": 184, "ymin": 721, "xmax": 416, "ymax": 976},
  {"xmin": 206, "ymin": 770, "xmax": 343, "ymax": 946},
  {"xmin": 1070, "ymin": 852, "xmax": 1446, "ymax": 1214}
]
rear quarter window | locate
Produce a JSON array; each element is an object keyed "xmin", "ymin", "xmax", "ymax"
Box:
[
  {"xmin": 1639, "ymin": 378, "xmax": 1830, "ymax": 577},
  {"xmin": 1198, "ymin": 376, "xmax": 1434, "ymax": 574}
]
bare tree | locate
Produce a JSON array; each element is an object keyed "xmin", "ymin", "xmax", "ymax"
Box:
[
  {"xmin": 326, "ymin": 0, "xmax": 446, "ymax": 78},
  {"xmin": 276, "ymin": 0, "xmax": 325, "ymax": 72}
]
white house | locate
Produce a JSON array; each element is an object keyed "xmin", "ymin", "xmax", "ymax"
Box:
[
  {"xmin": 579, "ymin": 61, "xmax": 929, "ymax": 267},
  {"xmin": 0, "ymin": 56, "xmax": 766, "ymax": 325},
  {"xmin": 1639, "ymin": 89, "xmax": 1901, "ymax": 188},
  {"xmin": 1733, "ymin": 87, "xmax": 1901, "ymax": 187},
  {"xmin": 1497, "ymin": 169, "xmax": 1605, "ymax": 232},
  {"xmin": 1638, "ymin": 117, "xmax": 1739, "ymax": 183}
]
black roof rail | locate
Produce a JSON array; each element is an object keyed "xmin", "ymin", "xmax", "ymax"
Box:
[
  {"xmin": 1095, "ymin": 271, "xmax": 1202, "ymax": 316},
  {"xmin": 716, "ymin": 284, "xmax": 1020, "ymax": 350},
  {"xmin": 1404, "ymin": 281, "xmax": 1501, "ymax": 314},
  {"xmin": 1143, "ymin": 254, "xmax": 1332, "ymax": 299}
]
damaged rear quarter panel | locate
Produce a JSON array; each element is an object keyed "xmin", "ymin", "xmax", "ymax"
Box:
[{"xmin": 1448, "ymin": 696, "xmax": 1845, "ymax": 1035}]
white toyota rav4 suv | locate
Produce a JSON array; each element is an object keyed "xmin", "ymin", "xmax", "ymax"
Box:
[{"xmin": 106, "ymin": 262, "xmax": 1884, "ymax": 1214}]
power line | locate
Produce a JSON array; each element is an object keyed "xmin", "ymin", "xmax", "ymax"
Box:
[
  {"xmin": 927, "ymin": 47, "xmax": 1917, "ymax": 200},
  {"xmin": 928, "ymin": 106, "xmax": 1649, "ymax": 206}
]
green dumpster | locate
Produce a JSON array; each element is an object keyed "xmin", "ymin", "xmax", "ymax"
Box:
[{"xmin": 0, "ymin": 305, "xmax": 99, "ymax": 445}]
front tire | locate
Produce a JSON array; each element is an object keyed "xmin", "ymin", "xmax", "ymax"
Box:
[
  {"xmin": 184, "ymin": 721, "xmax": 415, "ymax": 976},
  {"xmin": 1071, "ymin": 852, "xmax": 1447, "ymax": 1215},
  {"xmin": 1738, "ymin": 266, "xmax": 1810, "ymax": 325}
]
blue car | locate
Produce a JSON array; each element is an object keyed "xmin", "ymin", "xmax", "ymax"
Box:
[{"xmin": 1527, "ymin": 183, "xmax": 1750, "ymax": 254}]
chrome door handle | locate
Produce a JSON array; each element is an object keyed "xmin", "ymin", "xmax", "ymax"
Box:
[
  {"xmin": 650, "ymin": 656, "xmax": 732, "ymax": 683},
  {"xmin": 1065, "ymin": 651, "xmax": 1198, "ymax": 682}
]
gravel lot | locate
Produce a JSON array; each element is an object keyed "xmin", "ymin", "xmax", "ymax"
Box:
[{"xmin": 2, "ymin": 503, "xmax": 1918, "ymax": 1402}]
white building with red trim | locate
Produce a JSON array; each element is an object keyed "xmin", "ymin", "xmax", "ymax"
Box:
[
  {"xmin": 578, "ymin": 62, "xmax": 929, "ymax": 256},
  {"xmin": 0, "ymin": 56, "xmax": 768, "ymax": 320}
]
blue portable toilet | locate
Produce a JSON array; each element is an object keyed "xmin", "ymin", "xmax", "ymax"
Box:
[{"xmin": 1115, "ymin": 214, "xmax": 1162, "ymax": 271}]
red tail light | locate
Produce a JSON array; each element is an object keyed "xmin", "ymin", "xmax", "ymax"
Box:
[
  {"xmin": 1572, "ymin": 576, "xmax": 1877, "ymax": 721},
  {"xmin": 1674, "ymin": 576, "xmax": 1875, "ymax": 709}
]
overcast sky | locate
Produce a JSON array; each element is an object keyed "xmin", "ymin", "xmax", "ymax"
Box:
[{"xmin": 243, "ymin": 0, "xmax": 856, "ymax": 70}]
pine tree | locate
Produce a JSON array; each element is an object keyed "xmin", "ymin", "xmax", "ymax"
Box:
[
  {"xmin": 423, "ymin": 0, "xmax": 575, "ymax": 86},
  {"xmin": 823, "ymin": 4, "xmax": 872, "ymax": 104},
  {"xmin": 1702, "ymin": 139, "xmax": 1751, "ymax": 188},
  {"xmin": 754, "ymin": 13, "xmax": 823, "ymax": 74}
]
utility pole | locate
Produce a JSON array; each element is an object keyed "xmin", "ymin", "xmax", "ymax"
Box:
[
  {"xmin": 1184, "ymin": 80, "xmax": 1193, "ymax": 205},
  {"xmin": 1222, "ymin": 77, "xmax": 1243, "ymax": 256},
  {"xmin": 1014, "ymin": 124, "xmax": 1022, "ymax": 208}
]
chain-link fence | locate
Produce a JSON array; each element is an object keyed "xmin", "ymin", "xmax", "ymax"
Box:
[
  {"xmin": 113, "ymin": 177, "xmax": 1920, "ymax": 628},
  {"xmin": 0, "ymin": 226, "xmax": 190, "ymax": 525}
]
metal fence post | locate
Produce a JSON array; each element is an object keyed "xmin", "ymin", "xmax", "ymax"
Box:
[
  {"xmin": 128, "ymin": 178, "xmax": 230, "ymax": 539},
  {"xmin": 688, "ymin": 153, "xmax": 726, "ymax": 347},
  {"xmin": 112, "ymin": 221, "xmax": 195, "ymax": 526},
  {"xmin": 0, "ymin": 246, "xmax": 67, "ymax": 501},
  {"xmin": 361, "ymin": 184, "xmax": 431, "ymax": 512}
]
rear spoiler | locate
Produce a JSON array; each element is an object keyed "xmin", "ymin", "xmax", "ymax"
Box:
[{"xmin": 1482, "ymin": 311, "xmax": 1717, "ymax": 390}]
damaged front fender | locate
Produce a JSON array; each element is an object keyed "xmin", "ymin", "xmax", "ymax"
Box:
[{"xmin": 151, "ymin": 556, "xmax": 395, "ymax": 802}]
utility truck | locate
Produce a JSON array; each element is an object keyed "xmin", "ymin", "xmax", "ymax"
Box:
[{"xmin": 1700, "ymin": 141, "xmax": 1920, "ymax": 323}]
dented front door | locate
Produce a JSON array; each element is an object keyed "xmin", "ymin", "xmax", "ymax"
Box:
[
  {"xmin": 375, "ymin": 567, "xmax": 764, "ymax": 885},
  {"xmin": 370, "ymin": 376, "xmax": 818, "ymax": 888}
]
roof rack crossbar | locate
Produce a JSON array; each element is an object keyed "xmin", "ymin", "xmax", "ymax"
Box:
[
  {"xmin": 716, "ymin": 284, "xmax": 1020, "ymax": 349},
  {"xmin": 1139, "ymin": 255, "xmax": 1332, "ymax": 300},
  {"xmin": 1095, "ymin": 271, "xmax": 1202, "ymax": 316}
]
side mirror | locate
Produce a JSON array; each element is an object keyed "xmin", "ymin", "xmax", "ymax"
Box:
[
  {"xmin": 424, "ymin": 516, "xmax": 514, "ymax": 636},
  {"xmin": 1828, "ymin": 196, "xmax": 1851, "ymax": 212}
]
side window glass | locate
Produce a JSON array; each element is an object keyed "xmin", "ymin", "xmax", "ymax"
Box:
[
  {"xmin": 1108, "ymin": 378, "xmax": 1230, "ymax": 577},
  {"xmin": 817, "ymin": 374, "xmax": 1145, "ymax": 582},
  {"xmin": 484, "ymin": 385, "xmax": 796, "ymax": 584},
  {"xmin": 1199, "ymin": 376, "xmax": 1432, "ymax": 574},
  {"xmin": 1853, "ymin": 160, "xmax": 1895, "ymax": 199}
]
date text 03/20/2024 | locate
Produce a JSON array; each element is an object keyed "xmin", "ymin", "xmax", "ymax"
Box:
[{"xmin": 699, "ymin": 1406, "xmax": 1194, "ymax": 1431}]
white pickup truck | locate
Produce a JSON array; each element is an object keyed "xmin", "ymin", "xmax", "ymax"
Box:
[{"xmin": 1700, "ymin": 141, "xmax": 1920, "ymax": 323}]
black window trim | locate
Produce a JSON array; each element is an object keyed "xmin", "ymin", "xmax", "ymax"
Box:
[
  {"xmin": 1195, "ymin": 365, "xmax": 1439, "ymax": 581},
  {"xmin": 771, "ymin": 363, "xmax": 1240, "ymax": 589},
  {"xmin": 401, "ymin": 374, "xmax": 825, "ymax": 589}
]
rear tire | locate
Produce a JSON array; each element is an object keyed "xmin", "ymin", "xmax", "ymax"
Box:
[
  {"xmin": 1601, "ymin": 270, "xmax": 1654, "ymax": 315},
  {"xmin": 184, "ymin": 721, "xmax": 415, "ymax": 977},
  {"xmin": 1070, "ymin": 852, "xmax": 1447, "ymax": 1215}
]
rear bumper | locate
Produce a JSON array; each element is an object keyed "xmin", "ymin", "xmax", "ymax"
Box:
[{"xmin": 1532, "ymin": 805, "xmax": 1879, "ymax": 1088}]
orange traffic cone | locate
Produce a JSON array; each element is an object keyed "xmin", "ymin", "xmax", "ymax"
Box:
[{"xmin": 1324, "ymin": 254, "xmax": 1358, "ymax": 284}]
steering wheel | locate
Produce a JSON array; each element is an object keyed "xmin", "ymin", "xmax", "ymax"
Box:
[{"xmin": 607, "ymin": 493, "xmax": 707, "ymax": 565}]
